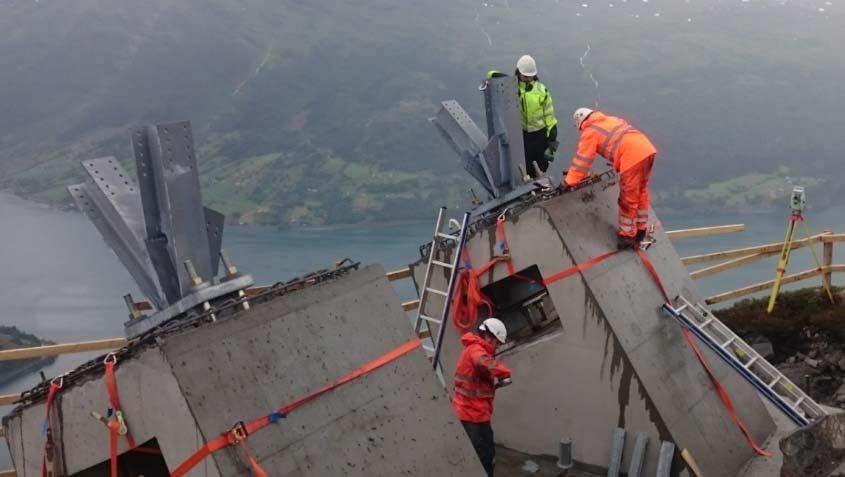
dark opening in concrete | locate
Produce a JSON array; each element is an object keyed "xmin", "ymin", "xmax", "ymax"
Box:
[
  {"xmin": 481, "ymin": 265, "xmax": 561, "ymax": 346},
  {"xmin": 70, "ymin": 438, "xmax": 168, "ymax": 477}
]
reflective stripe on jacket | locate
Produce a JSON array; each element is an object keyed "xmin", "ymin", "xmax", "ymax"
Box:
[
  {"xmin": 565, "ymin": 111, "xmax": 657, "ymax": 186},
  {"xmin": 519, "ymin": 80, "xmax": 558, "ymax": 136},
  {"xmin": 452, "ymin": 333, "xmax": 512, "ymax": 423}
]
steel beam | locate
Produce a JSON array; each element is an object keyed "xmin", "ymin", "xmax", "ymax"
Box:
[
  {"xmin": 133, "ymin": 122, "xmax": 215, "ymax": 299},
  {"xmin": 430, "ymin": 101, "xmax": 497, "ymax": 197},
  {"xmin": 483, "ymin": 75, "xmax": 525, "ymax": 191},
  {"xmin": 203, "ymin": 206, "xmax": 225, "ymax": 278},
  {"xmin": 132, "ymin": 126, "xmax": 182, "ymax": 304},
  {"xmin": 68, "ymin": 180, "xmax": 164, "ymax": 308}
]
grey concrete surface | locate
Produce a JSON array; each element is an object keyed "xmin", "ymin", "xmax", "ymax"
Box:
[
  {"xmin": 412, "ymin": 180, "xmax": 777, "ymax": 476},
  {"xmin": 162, "ymin": 264, "xmax": 485, "ymax": 477},
  {"xmin": 4, "ymin": 348, "xmax": 215, "ymax": 477}
]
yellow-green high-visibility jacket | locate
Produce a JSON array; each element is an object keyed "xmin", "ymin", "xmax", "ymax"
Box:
[{"xmin": 518, "ymin": 80, "xmax": 558, "ymax": 136}]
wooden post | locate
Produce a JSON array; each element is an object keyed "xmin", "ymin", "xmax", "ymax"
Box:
[{"xmin": 824, "ymin": 230, "xmax": 834, "ymax": 291}]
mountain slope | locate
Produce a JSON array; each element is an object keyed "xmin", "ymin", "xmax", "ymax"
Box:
[{"xmin": 1, "ymin": 0, "xmax": 843, "ymax": 224}]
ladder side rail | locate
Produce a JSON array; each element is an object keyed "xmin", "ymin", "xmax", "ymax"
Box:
[
  {"xmin": 662, "ymin": 304, "xmax": 810, "ymax": 427},
  {"xmin": 432, "ymin": 212, "xmax": 471, "ymax": 370},
  {"xmin": 414, "ymin": 207, "xmax": 447, "ymax": 335},
  {"xmin": 685, "ymin": 299, "xmax": 827, "ymax": 419}
]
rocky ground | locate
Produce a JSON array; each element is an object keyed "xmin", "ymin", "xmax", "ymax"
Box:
[{"xmin": 718, "ymin": 287, "xmax": 845, "ymax": 408}]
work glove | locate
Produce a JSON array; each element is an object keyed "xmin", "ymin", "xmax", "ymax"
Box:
[
  {"xmin": 496, "ymin": 377, "xmax": 513, "ymax": 388},
  {"xmin": 543, "ymin": 141, "xmax": 558, "ymax": 163}
]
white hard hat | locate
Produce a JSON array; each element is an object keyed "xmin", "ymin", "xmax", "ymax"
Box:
[
  {"xmin": 516, "ymin": 55, "xmax": 538, "ymax": 77},
  {"xmin": 479, "ymin": 318, "xmax": 508, "ymax": 344},
  {"xmin": 573, "ymin": 107, "xmax": 594, "ymax": 129}
]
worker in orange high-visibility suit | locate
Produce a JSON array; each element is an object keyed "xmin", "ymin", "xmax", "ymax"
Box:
[
  {"xmin": 565, "ymin": 108, "xmax": 658, "ymax": 249},
  {"xmin": 453, "ymin": 318, "xmax": 512, "ymax": 477}
]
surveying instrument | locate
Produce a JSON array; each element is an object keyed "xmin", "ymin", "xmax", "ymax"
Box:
[{"xmin": 767, "ymin": 186, "xmax": 834, "ymax": 313}]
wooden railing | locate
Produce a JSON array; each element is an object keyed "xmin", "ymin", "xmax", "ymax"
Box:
[{"xmin": 682, "ymin": 232, "xmax": 845, "ymax": 304}]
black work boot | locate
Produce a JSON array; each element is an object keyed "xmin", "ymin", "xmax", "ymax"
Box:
[
  {"xmin": 635, "ymin": 229, "xmax": 646, "ymax": 242},
  {"xmin": 617, "ymin": 235, "xmax": 637, "ymax": 250}
]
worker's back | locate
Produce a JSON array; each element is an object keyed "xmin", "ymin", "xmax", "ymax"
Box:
[{"xmin": 581, "ymin": 112, "xmax": 656, "ymax": 173}]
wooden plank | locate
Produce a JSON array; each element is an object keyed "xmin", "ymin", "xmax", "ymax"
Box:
[
  {"xmin": 0, "ymin": 428, "xmax": 4, "ymax": 438},
  {"xmin": 682, "ymin": 232, "xmax": 830, "ymax": 266},
  {"xmin": 0, "ymin": 470, "xmax": 15, "ymax": 477},
  {"xmin": 665, "ymin": 224, "xmax": 745, "ymax": 239},
  {"xmin": 402, "ymin": 300, "xmax": 420, "ymax": 311},
  {"xmin": 821, "ymin": 234, "xmax": 845, "ymax": 243},
  {"xmin": 0, "ymin": 338, "xmax": 128, "ymax": 362},
  {"xmin": 706, "ymin": 267, "xmax": 824, "ymax": 304},
  {"xmin": 689, "ymin": 251, "xmax": 779, "ymax": 280},
  {"xmin": 680, "ymin": 449, "xmax": 704, "ymax": 477},
  {"xmin": 0, "ymin": 394, "xmax": 20, "ymax": 406},
  {"xmin": 386, "ymin": 268, "xmax": 412, "ymax": 281}
]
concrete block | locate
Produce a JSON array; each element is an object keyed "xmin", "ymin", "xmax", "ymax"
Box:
[
  {"xmin": 410, "ymin": 180, "xmax": 776, "ymax": 476},
  {"xmin": 162, "ymin": 265, "xmax": 485, "ymax": 476}
]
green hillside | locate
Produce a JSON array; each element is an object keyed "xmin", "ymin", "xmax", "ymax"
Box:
[{"xmin": 0, "ymin": 0, "xmax": 843, "ymax": 224}]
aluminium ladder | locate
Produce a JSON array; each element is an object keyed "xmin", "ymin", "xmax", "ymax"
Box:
[
  {"xmin": 662, "ymin": 295, "xmax": 826, "ymax": 427},
  {"xmin": 414, "ymin": 207, "xmax": 471, "ymax": 371}
]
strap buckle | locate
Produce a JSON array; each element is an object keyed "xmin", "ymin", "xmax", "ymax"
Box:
[
  {"xmin": 496, "ymin": 207, "xmax": 511, "ymax": 223},
  {"xmin": 230, "ymin": 421, "xmax": 248, "ymax": 443},
  {"xmin": 104, "ymin": 352, "xmax": 117, "ymax": 365},
  {"xmin": 50, "ymin": 376, "xmax": 63, "ymax": 389},
  {"xmin": 114, "ymin": 410, "xmax": 128, "ymax": 436}
]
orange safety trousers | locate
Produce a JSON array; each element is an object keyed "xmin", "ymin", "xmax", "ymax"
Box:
[{"xmin": 617, "ymin": 154, "xmax": 655, "ymax": 238}]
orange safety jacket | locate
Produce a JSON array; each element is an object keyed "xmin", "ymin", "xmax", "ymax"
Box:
[
  {"xmin": 452, "ymin": 333, "xmax": 512, "ymax": 423},
  {"xmin": 565, "ymin": 112, "xmax": 657, "ymax": 186}
]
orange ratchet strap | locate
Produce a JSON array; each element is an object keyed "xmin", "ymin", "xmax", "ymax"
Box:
[
  {"xmin": 42, "ymin": 377, "xmax": 62, "ymax": 477},
  {"xmin": 169, "ymin": 338, "xmax": 421, "ymax": 477},
  {"xmin": 636, "ymin": 249, "xmax": 771, "ymax": 456}
]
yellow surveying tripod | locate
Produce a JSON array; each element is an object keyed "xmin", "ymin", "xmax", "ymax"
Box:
[{"xmin": 767, "ymin": 186, "xmax": 834, "ymax": 313}]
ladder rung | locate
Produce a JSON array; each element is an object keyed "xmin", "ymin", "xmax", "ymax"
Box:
[
  {"xmin": 432, "ymin": 260, "xmax": 454, "ymax": 269},
  {"xmin": 426, "ymin": 287, "xmax": 448, "ymax": 297},
  {"xmin": 769, "ymin": 375, "xmax": 781, "ymax": 388},
  {"xmin": 437, "ymin": 233, "xmax": 458, "ymax": 241},
  {"xmin": 675, "ymin": 304, "xmax": 689, "ymax": 314},
  {"xmin": 721, "ymin": 336, "xmax": 737, "ymax": 349},
  {"xmin": 418, "ymin": 314, "xmax": 442, "ymax": 324},
  {"xmin": 422, "ymin": 345, "xmax": 435, "ymax": 353},
  {"xmin": 699, "ymin": 318, "xmax": 714, "ymax": 328},
  {"xmin": 792, "ymin": 396, "xmax": 805, "ymax": 409},
  {"xmin": 743, "ymin": 356, "xmax": 759, "ymax": 369}
]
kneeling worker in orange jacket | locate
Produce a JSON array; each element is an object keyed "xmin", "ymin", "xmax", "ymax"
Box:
[
  {"xmin": 453, "ymin": 318, "xmax": 512, "ymax": 477},
  {"xmin": 564, "ymin": 108, "xmax": 658, "ymax": 249}
]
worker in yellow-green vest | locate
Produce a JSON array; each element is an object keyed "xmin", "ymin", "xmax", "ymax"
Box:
[{"xmin": 488, "ymin": 55, "xmax": 559, "ymax": 178}]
